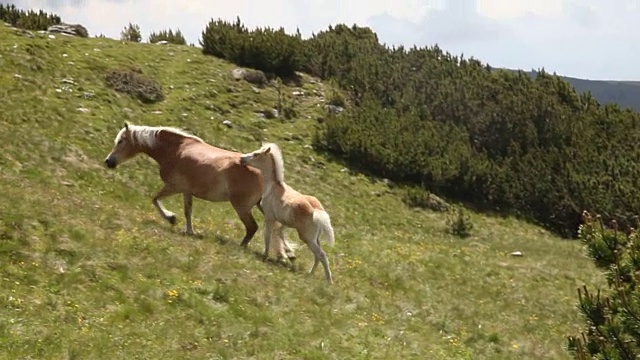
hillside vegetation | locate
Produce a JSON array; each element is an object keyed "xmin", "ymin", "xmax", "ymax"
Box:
[
  {"xmin": 0, "ymin": 16, "xmax": 604, "ymax": 360},
  {"xmin": 520, "ymin": 70, "xmax": 640, "ymax": 113},
  {"xmin": 195, "ymin": 19, "xmax": 640, "ymax": 239}
]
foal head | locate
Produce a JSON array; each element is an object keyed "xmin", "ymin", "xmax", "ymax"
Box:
[
  {"xmin": 104, "ymin": 122, "xmax": 144, "ymax": 169},
  {"xmin": 240, "ymin": 143, "xmax": 284, "ymax": 184}
]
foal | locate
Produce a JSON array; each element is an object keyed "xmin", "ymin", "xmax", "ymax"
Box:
[
  {"xmin": 104, "ymin": 122, "xmax": 294, "ymax": 256},
  {"xmin": 240, "ymin": 143, "xmax": 335, "ymax": 284}
]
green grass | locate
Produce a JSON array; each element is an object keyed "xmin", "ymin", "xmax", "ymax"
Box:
[{"xmin": 0, "ymin": 24, "xmax": 604, "ymax": 359}]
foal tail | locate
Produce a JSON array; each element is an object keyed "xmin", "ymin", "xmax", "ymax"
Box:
[{"xmin": 312, "ymin": 210, "xmax": 335, "ymax": 245}]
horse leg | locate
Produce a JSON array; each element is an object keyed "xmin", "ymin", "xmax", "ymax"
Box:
[
  {"xmin": 262, "ymin": 219, "xmax": 275, "ymax": 260},
  {"xmin": 271, "ymin": 222, "xmax": 291, "ymax": 263},
  {"xmin": 153, "ymin": 185, "xmax": 179, "ymax": 225},
  {"xmin": 230, "ymin": 198, "xmax": 259, "ymax": 247},
  {"xmin": 183, "ymin": 193, "xmax": 194, "ymax": 235},
  {"xmin": 303, "ymin": 228, "xmax": 333, "ymax": 284},
  {"xmin": 279, "ymin": 224, "xmax": 297, "ymax": 261}
]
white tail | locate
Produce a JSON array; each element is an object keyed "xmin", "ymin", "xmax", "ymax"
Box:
[{"xmin": 312, "ymin": 210, "xmax": 335, "ymax": 245}]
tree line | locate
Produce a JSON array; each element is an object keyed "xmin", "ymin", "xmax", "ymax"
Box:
[{"xmin": 199, "ymin": 18, "xmax": 640, "ymax": 239}]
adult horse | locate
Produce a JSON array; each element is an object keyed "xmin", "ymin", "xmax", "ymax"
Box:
[{"xmin": 103, "ymin": 122, "xmax": 295, "ymax": 257}]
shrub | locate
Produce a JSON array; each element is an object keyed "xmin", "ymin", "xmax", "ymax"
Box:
[
  {"xmin": 0, "ymin": 3, "xmax": 61, "ymax": 31},
  {"xmin": 120, "ymin": 22, "xmax": 141, "ymax": 42},
  {"xmin": 105, "ymin": 68, "xmax": 164, "ymax": 104},
  {"xmin": 200, "ymin": 17, "xmax": 246, "ymax": 60},
  {"xmin": 567, "ymin": 211, "xmax": 640, "ymax": 359},
  {"xmin": 446, "ymin": 207, "xmax": 474, "ymax": 238},
  {"xmin": 200, "ymin": 17, "xmax": 303, "ymax": 78},
  {"xmin": 148, "ymin": 28, "xmax": 186, "ymax": 45}
]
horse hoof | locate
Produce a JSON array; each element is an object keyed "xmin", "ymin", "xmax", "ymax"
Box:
[{"xmin": 167, "ymin": 215, "xmax": 177, "ymax": 225}]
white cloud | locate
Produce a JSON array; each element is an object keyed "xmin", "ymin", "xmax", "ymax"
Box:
[{"xmin": 8, "ymin": 0, "xmax": 640, "ymax": 80}]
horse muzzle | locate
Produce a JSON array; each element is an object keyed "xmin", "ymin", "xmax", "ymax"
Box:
[
  {"xmin": 240, "ymin": 157, "xmax": 248, "ymax": 166},
  {"xmin": 104, "ymin": 156, "xmax": 118, "ymax": 169}
]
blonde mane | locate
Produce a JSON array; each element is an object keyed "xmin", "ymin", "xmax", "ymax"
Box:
[
  {"xmin": 118, "ymin": 125, "xmax": 204, "ymax": 148},
  {"xmin": 262, "ymin": 143, "xmax": 285, "ymax": 184}
]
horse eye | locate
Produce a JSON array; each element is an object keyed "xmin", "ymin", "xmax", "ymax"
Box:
[{"xmin": 117, "ymin": 139, "xmax": 124, "ymax": 145}]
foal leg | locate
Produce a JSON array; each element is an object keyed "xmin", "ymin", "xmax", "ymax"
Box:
[
  {"xmin": 271, "ymin": 222, "xmax": 290, "ymax": 262},
  {"xmin": 153, "ymin": 184, "xmax": 179, "ymax": 225},
  {"xmin": 303, "ymin": 229, "xmax": 333, "ymax": 284},
  {"xmin": 183, "ymin": 193, "xmax": 195, "ymax": 235},
  {"xmin": 262, "ymin": 219, "xmax": 275, "ymax": 260}
]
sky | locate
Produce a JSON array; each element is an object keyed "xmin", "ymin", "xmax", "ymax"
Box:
[{"xmin": 7, "ymin": 0, "xmax": 640, "ymax": 81}]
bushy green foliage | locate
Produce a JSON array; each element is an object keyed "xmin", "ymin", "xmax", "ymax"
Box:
[
  {"xmin": 0, "ymin": 3, "xmax": 61, "ymax": 31},
  {"xmin": 120, "ymin": 22, "xmax": 141, "ymax": 42},
  {"xmin": 305, "ymin": 25, "xmax": 640, "ymax": 238},
  {"xmin": 200, "ymin": 17, "xmax": 303, "ymax": 78},
  {"xmin": 446, "ymin": 207, "xmax": 474, "ymax": 238},
  {"xmin": 148, "ymin": 28, "xmax": 186, "ymax": 45},
  {"xmin": 568, "ymin": 211, "xmax": 640, "ymax": 359},
  {"xmin": 105, "ymin": 67, "xmax": 164, "ymax": 103}
]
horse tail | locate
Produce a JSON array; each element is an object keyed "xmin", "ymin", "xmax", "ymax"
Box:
[{"xmin": 312, "ymin": 210, "xmax": 335, "ymax": 246}]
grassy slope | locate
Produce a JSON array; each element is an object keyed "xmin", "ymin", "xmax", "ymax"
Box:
[{"xmin": 0, "ymin": 24, "xmax": 604, "ymax": 360}]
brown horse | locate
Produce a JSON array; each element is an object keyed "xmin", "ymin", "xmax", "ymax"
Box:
[
  {"xmin": 240, "ymin": 142, "xmax": 335, "ymax": 284},
  {"xmin": 103, "ymin": 122, "xmax": 295, "ymax": 256}
]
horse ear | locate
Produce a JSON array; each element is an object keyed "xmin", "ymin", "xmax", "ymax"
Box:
[
  {"xmin": 264, "ymin": 147, "xmax": 271, "ymax": 154},
  {"xmin": 124, "ymin": 121, "xmax": 130, "ymax": 131}
]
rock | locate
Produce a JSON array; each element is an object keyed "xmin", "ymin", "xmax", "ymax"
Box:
[
  {"xmin": 47, "ymin": 23, "xmax": 88, "ymax": 37},
  {"xmin": 61, "ymin": 78, "xmax": 75, "ymax": 84},
  {"xmin": 13, "ymin": 74, "xmax": 22, "ymax": 79},
  {"xmin": 13, "ymin": 28, "xmax": 33, "ymax": 37},
  {"xmin": 251, "ymin": 86, "xmax": 260, "ymax": 94},
  {"xmin": 303, "ymin": 144, "xmax": 313, "ymax": 149},
  {"xmin": 326, "ymin": 104, "xmax": 344, "ymax": 114},
  {"xmin": 222, "ymin": 120, "xmax": 233, "ymax": 128},
  {"xmin": 292, "ymin": 90, "xmax": 304, "ymax": 96},
  {"xmin": 82, "ymin": 91, "xmax": 94, "ymax": 99},
  {"xmin": 48, "ymin": 34, "xmax": 55, "ymax": 39},
  {"xmin": 231, "ymin": 68, "xmax": 247, "ymax": 81},
  {"xmin": 340, "ymin": 168, "xmax": 349, "ymax": 173},
  {"xmin": 231, "ymin": 68, "xmax": 267, "ymax": 86},
  {"xmin": 509, "ymin": 251, "xmax": 524, "ymax": 257},
  {"xmin": 155, "ymin": 40, "xmax": 169, "ymax": 45},
  {"xmin": 151, "ymin": 110, "xmax": 162, "ymax": 115},
  {"xmin": 76, "ymin": 107, "xmax": 90, "ymax": 113},
  {"xmin": 382, "ymin": 178, "xmax": 395, "ymax": 188}
]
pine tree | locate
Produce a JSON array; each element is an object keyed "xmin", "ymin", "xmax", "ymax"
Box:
[
  {"xmin": 120, "ymin": 22, "xmax": 141, "ymax": 42},
  {"xmin": 567, "ymin": 211, "xmax": 640, "ymax": 359}
]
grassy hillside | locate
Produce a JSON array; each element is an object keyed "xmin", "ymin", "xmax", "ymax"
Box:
[{"xmin": 0, "ymin": 23, "xmax": 603, "ymax": 359}]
